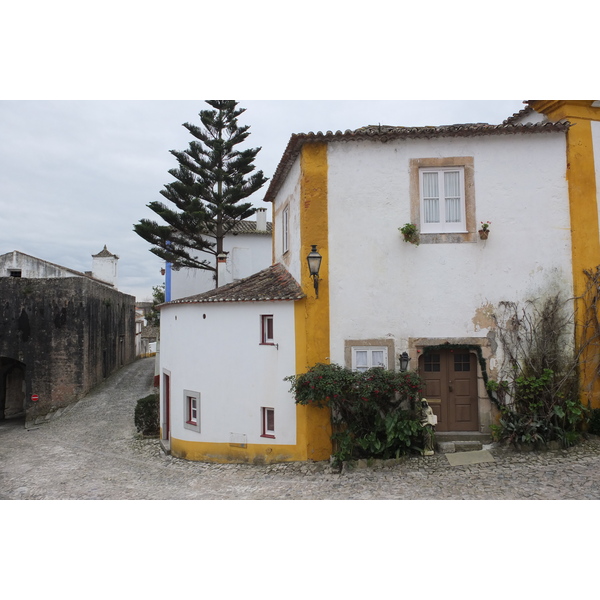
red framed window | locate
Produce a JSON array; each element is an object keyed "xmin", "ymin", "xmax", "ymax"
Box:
[
  {"xmin": 184, "ymin": 391, "xmax": 201, "ymax": 432},
  {"xmin": 187, "ymin": 396, "xmax": 198, "ymax": 425},
  {"xmin": 260, "ymin": 315, "xmax": 274, "ymax": 344},
  {"xmin": 261, "ymin": 407, "xmax": 275, "ymax": 438}
]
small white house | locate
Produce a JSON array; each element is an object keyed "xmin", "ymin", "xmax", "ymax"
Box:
[{"xmin": 159, "ymin": 264, "xmax": 307, "ymax": 462}]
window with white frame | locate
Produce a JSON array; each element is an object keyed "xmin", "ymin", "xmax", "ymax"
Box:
[
  {"xmin": 261, "ymin": 407, "xmax": 275, "ymax": 438},
  {"xmin": 282, "ymin": 206, "xmax": 289, "ymax": 254},
  {"xmin": 351, "ymin": 347, "xmax": 388, "ymax": 372},
  {"xmin": 419, "ymin": 167, "xmax": 466, "ymax": 233},
  {"xmin": 184, "ymin": 390, "xmax": 200, "ymax": 432},
  {"xmin": 260, "ymin": 314, "xmax": 274, "ymax": 344}
]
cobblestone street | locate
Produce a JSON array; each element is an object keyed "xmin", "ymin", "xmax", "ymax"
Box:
[{"xmin": 2, "ymin": 357, "xmax": 600, "ymax": 500}]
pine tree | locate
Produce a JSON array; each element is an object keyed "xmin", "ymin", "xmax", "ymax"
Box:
[{"xmin": 134, "ymin": 100, "xmax": 268, "ymax": 286}]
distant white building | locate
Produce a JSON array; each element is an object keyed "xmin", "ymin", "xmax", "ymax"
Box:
[
  {"xmin": 0, "ymin": 246, "xmax": 118, "ymax": 288},
  {"xmin": 167, "ymin": 208, "xmax": 272, "ymax": 301}
]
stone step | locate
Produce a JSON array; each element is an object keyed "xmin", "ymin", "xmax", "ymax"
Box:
[
  {"xmin": 437, "ymin": 440, "xmax": 484, "ymax": 454},
  {"xmin": 436, "ymin": 432, "xmax": 492, "ymax": 443}
]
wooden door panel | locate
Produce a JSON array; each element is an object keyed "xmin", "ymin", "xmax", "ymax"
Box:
[
  {"xmin": 425, "ymin": 379, "xmax": 442, "ymax": 397},
  {"xmin": 420, "ymin": 350, "xmax": 479, "ymax": 432}
]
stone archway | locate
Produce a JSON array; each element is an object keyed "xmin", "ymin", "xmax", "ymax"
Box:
[{"xmin": 0, "ymin": 358, "xmax": 26, "ymax": 420}]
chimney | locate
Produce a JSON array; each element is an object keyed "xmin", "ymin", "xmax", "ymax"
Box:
[
  {"xmin": 91, "ymin": 245, "xmax": 119, "ymax": 287},
  {"xmin": 217, "ymin": 252, "xmax": 233, "ymax": 287},
  {"xmin": 256, "ymin": 208, "xmax": 267, "ymax": 232}
]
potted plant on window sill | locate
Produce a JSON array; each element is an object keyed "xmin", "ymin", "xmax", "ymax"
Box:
[
  {"xmin": 478, "ymin": 221, "xmax": 491, "ymax": 240},
  {"xmin": 400, "ymin": 223, "xmax": 420, "ymax": 245}
]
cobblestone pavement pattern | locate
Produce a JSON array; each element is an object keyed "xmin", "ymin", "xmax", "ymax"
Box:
[{"xmin": 2, "ymin": 357, "xmax": 600, "ymax": 500}]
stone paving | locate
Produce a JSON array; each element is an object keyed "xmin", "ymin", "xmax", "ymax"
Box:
[{"xmin": 1, "ymin": 356, "xmax": 600, "ymax": 500}]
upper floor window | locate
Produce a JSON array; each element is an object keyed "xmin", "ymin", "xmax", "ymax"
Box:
[
  {"xmin": 282, "ymin": 206, "xmax": 289, "ymax": 254},
  {"xmin": 419, "ymin": 167, "xmax": 466, "ymax": 233},
  {"xmin": 260, "ymin": 314, "xmax": 274, "ymax": 344},
  {"xmin": 409, "ymin": 157, "xmax": 475, "ymax": 243}
]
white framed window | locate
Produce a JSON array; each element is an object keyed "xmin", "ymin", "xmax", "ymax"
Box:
[
  {"xmin": 261, "ymin": 407, "xmax": 275, "ymax": 438},
  {"xmin": 351, "ymin": 346, "xmax": 388, "ymax": 372},
  {"xmin": 183, "ymin": 390, "xmax": 200, "ymax": 432},
  {"xmin": 282, "ymin": 206, "xmax": 289, "ymax": 253},
  {"xmin": 419, "ymin": 167, "xmax": 466, "ymax": 234},
  {"xmin": 260, "ymin": 314, "xmax": 274, "ymax": 345}
]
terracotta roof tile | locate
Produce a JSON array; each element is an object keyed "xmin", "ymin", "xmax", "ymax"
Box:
[
  {"xmin": 162, "ymin": 263, "xmax": 304, "ymax": 306},
  {"xmin": 262, "ymin": 120, "xmax": 571, "ymax": 203},
  {"xmin": 92, "ymin": 245, "xmax": 119, "ymax": 259},
  {"xmin": 230, "ymin": 221, "xmax": 272, "ymax": 235}
]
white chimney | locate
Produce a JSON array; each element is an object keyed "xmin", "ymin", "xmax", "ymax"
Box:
[
  {"xmin": 256, "ymin": 208, "xmax": 267, "ymax": 232},
  {"xmin": 91, "ymin": 245, "xmax": 119, "ymax": 287},
  {"xmin": 217, "ymin": 252, "xmax": 233, "ymax": 287}
]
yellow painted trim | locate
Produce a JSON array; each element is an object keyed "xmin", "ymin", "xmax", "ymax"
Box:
[
  {"xmin": 529, "ymin": 100, "xmax": 600, "ymax": 123},
  {"xmin": 170, "ymin": 437, "xmax": 307, "ymax": 464},
  {"xmin": 293, "ymin": 143, "xmax": 332, "ymax": 460},
  {"xmin": 531, "ymin": 101, "xmax": 600, "ymax": 407}
]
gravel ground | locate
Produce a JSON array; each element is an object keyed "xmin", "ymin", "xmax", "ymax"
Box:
[{"xmin": 2, "ymin": 356, "xmax": 600, "ymax": 500}]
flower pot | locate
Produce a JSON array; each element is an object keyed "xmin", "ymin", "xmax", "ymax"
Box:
[{"xmin": 478, "ymin": 230, "xmax": 489, "ymax": 240}]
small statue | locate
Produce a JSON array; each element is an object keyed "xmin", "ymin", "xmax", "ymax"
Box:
[{"xmin": 420, "ymin": 399, "xmax": 437, "ymax": 456}]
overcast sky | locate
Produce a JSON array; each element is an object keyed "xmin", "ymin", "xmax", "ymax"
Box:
[{"xmin": 0, "ymin": 99, "xmax": 527, "ymax": 300}]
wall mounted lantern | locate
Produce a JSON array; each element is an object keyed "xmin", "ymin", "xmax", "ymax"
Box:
[
  {"xmin": 306, "ymin": 245, "xmax": 322, "ymax": 298},
  {"xmin": 399, "ymin": 351, "xmax": 411, "ymax": 372}
]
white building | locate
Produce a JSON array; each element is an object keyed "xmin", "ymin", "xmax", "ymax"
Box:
[
  {"xmin": 158, "ymin": 101, "xmax": 600, "ymax": 463},
  {"xmin": 0, "ymin": 247, "xmax": 119, "ymax": 288},
  {"xmin": 167, "ymin": 208, "xmax": 272, "ymax": 301}
]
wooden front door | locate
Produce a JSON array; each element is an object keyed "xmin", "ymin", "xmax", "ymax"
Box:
[{"xmin": 419, "ymin": 349, "xmax": 479, "ymax": 432}]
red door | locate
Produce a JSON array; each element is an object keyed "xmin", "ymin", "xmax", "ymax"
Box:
[
  {"xmin": 419, "ymin": 349, "xmax": 479, "ymax": 432},
  {"xmin": 162, "ymin": 373, "xmax": 170, "ymax": 440}
]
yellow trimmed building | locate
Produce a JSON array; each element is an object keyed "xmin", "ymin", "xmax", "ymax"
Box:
[{"xmin": 158, "ymin": 100, "xmax": 600, "ymax": 464}]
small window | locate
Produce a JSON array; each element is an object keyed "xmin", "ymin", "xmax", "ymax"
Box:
[
  {"xmin": 420, "ymin": 167, "xmax": 466, "ymax": 233},
  {"xmin": 424, "ymin": 354, "xmax": 441, "ymax": 372},
  {"xmin": 260, "ymin": 315, "xmax": 274, "ymax": 344},
  {"xmin": 9, "ymin": 270, "xmax": 22, "ymax": 277},
  {"xmin": 282, "ymin": 206, "xmax": 289, "ymax": 254},
  {"xmin": 454, "ymin": 353, "xmax": 471, "ymax": 372},
  {"xmin": 183, "ymin": 390, "xmax": 200, "ymax": 432},
  {"xmin": 261, "ymin": 407, "xmax": 275, "ymax": 438},
  {"xmin": 351, "ymin": 347, "xmax": 388, "ymax": 372}
]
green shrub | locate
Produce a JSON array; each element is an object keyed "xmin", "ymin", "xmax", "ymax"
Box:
[
  {"xmin": 285, "ymin": 363, "xmax": 425, "ymax": 463},
  {"xmin": 589, "ymin": 408, "xmax": 600, "ymax": 436},
  {"xmin": 134, "ymin": 393, "xmax": 160, "ymax": 436}
]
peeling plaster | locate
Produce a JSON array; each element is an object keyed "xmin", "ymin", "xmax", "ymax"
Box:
[{"xmin": 472, "ymin": 302, "xmax": 496, "ymax": 332}]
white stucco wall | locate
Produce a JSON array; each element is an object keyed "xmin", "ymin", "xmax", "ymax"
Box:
[
  {"xmin": 0, "ymin": 251, "xmax": 81, "ymax": 279},
  {"xmin": 170, "ymin": 232, "xmax": 273, "ymax": 300},
  {"xmin": 160, "ymin": 300, "xmax": 298, "ymax": 445},
  {"xmin": 92, "ymin": 256, "xmax": 118, "ymax": 287},
  {"xmin": 325, "ymin": 132, "xmax": 572, "ymax": 366},
  {"xmin": 272, "ymin": 157, "xmax": 302, "ymax": 282}
]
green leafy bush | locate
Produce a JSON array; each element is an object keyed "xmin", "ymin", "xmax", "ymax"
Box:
[
  {"xmin": 285, "ymin": 363, "xmax": 425, "ymax": 462},
  {"xmin": 134, "ymin": 393, "xmax": 160, "ymax": 437},
  {"xmin": 489, "ymin": 295, "xmax": 588, "ymax": 449},
  {"xmin": 490, "ymin": 370, "xmax": 586, "ymax": 448},
  {"xmin": 589, "ymin": 408, "xmax": 600, "ymax": 436}
]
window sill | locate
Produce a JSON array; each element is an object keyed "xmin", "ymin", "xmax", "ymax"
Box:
[
  {"xmin": 260, "ymin": 434, "xmax": 276, "ymax": 439},
  {"xmin": 259, "ymin": 342, "xmax": 276, "ymax": 346},
  {"xmin": 418, "ymin": 231, "xmax": 477, "ymax": 244}
]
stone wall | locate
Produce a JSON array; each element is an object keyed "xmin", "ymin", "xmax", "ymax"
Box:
[{"xmin": 0, "ymin": 277, "xmax": 136, "ymax": 423}]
